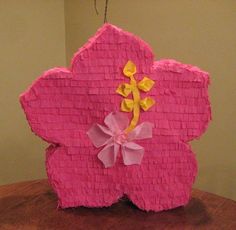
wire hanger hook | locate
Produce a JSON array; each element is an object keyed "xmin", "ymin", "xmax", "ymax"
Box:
[{"xmin": 94, "ymin": 0, "xmax": 109, "ymax": 23}]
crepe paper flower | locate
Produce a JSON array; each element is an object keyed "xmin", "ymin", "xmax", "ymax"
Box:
[
  {"xmin": 116, "ymin": 61, "xmax": 156, "ymax": 132},
  {"xmin": 20, "ymin": 23, "xmax": 211, "ymax": 212},
  {"xmin": 87, "ymin": 112, "xmax": 153, "ymax": 168}
]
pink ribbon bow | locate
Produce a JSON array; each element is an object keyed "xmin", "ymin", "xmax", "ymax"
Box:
[{"xmin": 87, "ymin": 112, "xmax": 153, "ymax": 168}]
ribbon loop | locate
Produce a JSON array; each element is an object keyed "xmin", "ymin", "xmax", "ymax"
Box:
[
  {"xmin": 140, "ymin": 97, "xmax": 155, "ymax": 111},
  {"xmin": 121, "ymin": 99, "xmax": 134, "ymax": 112},
  {"xmin": 123, "ymin": 60, "xmax": 136, "ymax": 77},
  {"xmin": 116, "ymin": 83, "xmax": 132, "ymax": 97},
  {"xmin": 138, "ymin": 77, "xmax": 155, "ymax": 92}
]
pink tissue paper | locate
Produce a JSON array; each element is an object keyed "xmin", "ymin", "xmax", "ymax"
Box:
[{"xmin": 20, "ymin": 23, "xmax": 211, "ymax": 212}]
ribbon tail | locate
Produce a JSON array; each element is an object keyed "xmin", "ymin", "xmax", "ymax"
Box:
[
  {"xmin": 97, "ymin": 143, "xmax": 120, "ymax": 168},
  {"xmin": 121, "ymin": 142, "xmax": 144, "ymax": 166}
]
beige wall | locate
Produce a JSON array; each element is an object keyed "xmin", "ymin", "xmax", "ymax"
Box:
[
  {"xmin": 0, "ymin": 0, "xmax": 66, "ymax": 184},
  {"xmin": 1, "ymin": 0, "xmax": 235, "ymax": 201}
]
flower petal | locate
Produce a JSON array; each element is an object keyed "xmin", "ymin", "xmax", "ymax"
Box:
[
  {"xmin": 121, "ymin": 142, "xmax": 144, "ymax": 165},
  {"xmin": 128, "ymin": 122, "xmax": 153, "ymax": 140},
  {"xmin": 104, "ymin": 112, "xmax": 129, "ymax": 133},
  {"xmin": 87, "ymin": 124, "xmax": 113, "ymax": 148},
  {"xmin": 98, "ymin": 143, "xmax": 120, "ymax": 168}
]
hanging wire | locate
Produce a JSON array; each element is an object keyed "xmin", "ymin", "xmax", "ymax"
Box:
[
  {"xmin": 104, "ymin": 0, "xmax": 109, "ymax": 23},
  {"xmin": 94, "ymin": 0, "xmax": 99, "ymax": 15},
  {"xmin": 94, "ymin": 0, "xmax": 109, "ymax": 23}
]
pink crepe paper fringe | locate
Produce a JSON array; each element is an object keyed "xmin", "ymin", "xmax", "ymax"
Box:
[{"xmin": 20, "ymin": 23, "xmax": 211, "ymax": 212}]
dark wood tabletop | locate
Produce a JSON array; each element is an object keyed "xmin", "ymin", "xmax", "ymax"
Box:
[{"xmin": 0, "ymin": 180, "xmax": 235, "ymax": 230}]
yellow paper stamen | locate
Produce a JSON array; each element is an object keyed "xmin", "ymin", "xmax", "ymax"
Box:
[
  {"xmin": 138, "ymin": 77, "xmax": 155, "ymax": 92},
  {"xmin": 123, "ymin": 60, "xmax": 136, "ymax": 78},
  {"xmin": 117, "ymin": 60, "xmax": 156, "ymax": 133},
  {"xmin": 116, "ymin": 83, "xmax": 132, "ymax": 97},
  {"xmin": 140, "ymin": 97, "xmax": 155, "ymax": 111},
  {"xmin": 121, "ymin": 98, "xmax": 134, "ymax": 112}
]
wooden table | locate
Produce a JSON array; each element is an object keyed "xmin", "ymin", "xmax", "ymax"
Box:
[{"xmin": 0, "ymin": 180, "xmax": 235, "ymax": 230}]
